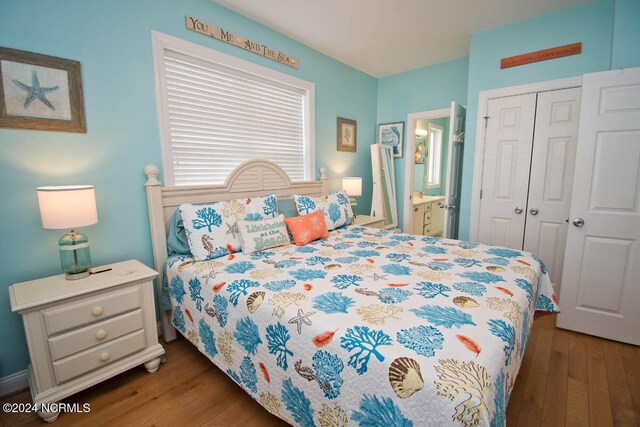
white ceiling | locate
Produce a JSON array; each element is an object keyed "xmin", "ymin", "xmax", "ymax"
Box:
[{"xmin": 213, "ymin": 0, "xmax": 594, "ymax": 77}]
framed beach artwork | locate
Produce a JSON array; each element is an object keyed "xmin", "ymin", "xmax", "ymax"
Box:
[
  {"xmin": 0, "ymin": 46, "xmax": 86, "ymax": 132},
  {"xmin": 378, "ymin": 121, "xmax": 404, "ymax": 158},
  {"xmin": 337, "ymin": 117, "xmax": 357, "ymax": 152}
]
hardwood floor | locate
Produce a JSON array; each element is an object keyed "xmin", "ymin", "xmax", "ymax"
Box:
[{"xmin": 1, "ymin": 314, "xmax": 638, "ymax": 426}]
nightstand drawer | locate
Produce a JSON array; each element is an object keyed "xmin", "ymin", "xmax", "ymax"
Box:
[
  {"xmin": 48, "ymin": 309, "xmax": 144, "ymax": 361},
  {"xmin": 44, "ymin": 286, "xmax": 141, "ymax": 336},
  {"xmin": 53, "ymin": 329, "xmax": 146, "ymax": 384}
]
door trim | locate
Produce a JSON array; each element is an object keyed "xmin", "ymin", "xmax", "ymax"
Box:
[
  {"xmin": 404, "ymin": 108, "xmax": 450, "ymax": 233},
  {"xmin": 469, "ymin": 76, "xmax": 583, "ymax": 242}
]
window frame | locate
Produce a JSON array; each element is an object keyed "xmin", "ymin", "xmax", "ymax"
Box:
[
  {"xmin": 426, "ymin": 123, "xmax": 443, "ymax": 189},
  {"xmin": 151, "ymin": 31, "xmax": 315, "ymax": 187}
]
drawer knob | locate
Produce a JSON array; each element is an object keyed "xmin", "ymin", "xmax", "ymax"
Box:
[
  {"xmin": 99, "ymin": 352, "xmax": 110, "ymax": 362},
  {"xmin": 95, "ymin": 330, "xmax": 108, "ymax": 340},
  {"xmin": 92, "ymin": 306, "xmax": 104, "ymax": 317}
]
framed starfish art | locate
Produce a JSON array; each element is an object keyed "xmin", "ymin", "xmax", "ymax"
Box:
[{"xmin": 0, "ymin": 46, "xmax": 86, "ymax": 132}]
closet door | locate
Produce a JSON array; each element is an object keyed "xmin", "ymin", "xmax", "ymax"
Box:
[
  {"xmin": 477, "ymin": 94, "xmax": 536, "ymax": 249},
  {"xmin": 557, "ymin": 68, "xmax": 640, "ymax": 345},
  {"xmin": 523, "ymin": 88, "xmax": 581, "ymax": 289}
]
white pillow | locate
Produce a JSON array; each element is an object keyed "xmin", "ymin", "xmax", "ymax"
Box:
[
  {"xmin": 237, "ymin": 214, "xmax": 290, "ymax": 254},
  {"xmin": 293, "ymin": 191, "xmax": 354, "ymax": 231},
  {"xmin": 180, "ymin": 193, "xmax": 278, "ymax": 261}
]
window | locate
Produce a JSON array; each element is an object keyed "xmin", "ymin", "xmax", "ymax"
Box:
[
  {"xmin": 426, "ymin": 123, "xmax": 443, "ymax": 188},
  {"xmin": 152, "ymin": 32, "xmax": 315, "ymax": 186}
]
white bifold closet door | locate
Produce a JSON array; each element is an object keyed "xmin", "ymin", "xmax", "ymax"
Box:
[
  {"xmin": 478, "ymin": 93, "xmax": 536, "ymax": 249},
  {"xmin": 557, "ymin": 68, "xmax": 640, "ymax": 345},
  {"xmin": 478, "ymin": 88, "xmax": 581, "ymax": 288},
  {"xmin": 523, "ymin": 88, "xmax": 581, "ymax": 286}
]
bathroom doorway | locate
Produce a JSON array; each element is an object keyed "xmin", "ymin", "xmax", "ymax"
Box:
[{"xmin": 404, "ymin": 102, "xmax": 465, "ymax": 239}]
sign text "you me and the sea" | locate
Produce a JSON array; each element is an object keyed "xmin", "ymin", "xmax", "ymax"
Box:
[{"xmin": 186, "ymin": 16, "xmax": 299, "ymax": 69}]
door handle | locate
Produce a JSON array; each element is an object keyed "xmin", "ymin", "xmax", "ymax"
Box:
[
  {"xmin": 448, "ymin": 204, "xmax": 456, "ymax": 210},
  {"xmin": 572, "ymin": 217, "xmax": 585, "ymax": 227},
  {"xmin": 514, "ymin": 207, "xmax": 523, "ymax": 214},
  {"xmin": 529, "ymin": 208, "xmax": 539, "ymax": 216}
]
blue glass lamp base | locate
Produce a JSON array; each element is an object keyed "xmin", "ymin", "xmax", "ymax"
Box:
[
  {"xmin": 58, "ymin": 230, "xmax": 92, "ymax": 280},
  {"xmin": 65, "ymin": 270, "xmax": 90, "ymax": 280}
]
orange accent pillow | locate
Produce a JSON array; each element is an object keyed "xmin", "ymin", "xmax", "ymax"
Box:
[{"xmin": 284, "ymin": 210, "xmax": 329, "ymax": 246}]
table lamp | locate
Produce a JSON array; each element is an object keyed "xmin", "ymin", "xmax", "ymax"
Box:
[
  {"xmin": 37, "ymin": 185, "xmax": 98, "ymax": 280},
  {"xmin": 342, "ymin": 176, "xmax": 362, "ymax": 210}
]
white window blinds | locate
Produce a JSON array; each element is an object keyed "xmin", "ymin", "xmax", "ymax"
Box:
[
  {"xmin": 427, "ymin": 124, "xmax": 443, "ymax": 188},
  {"xmin": 153, "ymin": 34, "xmax": 314, "ymax": 186}
]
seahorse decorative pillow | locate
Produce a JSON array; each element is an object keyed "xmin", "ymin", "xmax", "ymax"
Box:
[
  {"xmin": 180, "ymin": 193, "xmax": 278, "ymax": 261},
  {"xmin": 237, "ymin": 214, "xmax": 290, "ymax": 254},
  {"xmin": 293, "ymin": 191, "xmax": 353, "ymax": 231}
]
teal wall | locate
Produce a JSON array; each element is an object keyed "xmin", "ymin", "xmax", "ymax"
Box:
[
  {"xmin": 377, "ymin": 57, "xmax": 469, "ymax": 229},
  {"xmin": 612, "ymin": 0, "xmax": 640, "ymax": 69},
  {"xmin": 458, "ymin": 0, "xmax": 623, "ymax": 239},
  {"xmin": 0, "ymin": 0, "xmax": 377, "ymax": 378}
]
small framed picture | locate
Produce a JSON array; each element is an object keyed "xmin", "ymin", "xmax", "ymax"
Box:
[
  {"xmin": 0, "ymin": 46, "xmax": 86, "ymax": 132},
  {"xmin": 337, "ymin": 117, "xmax": 357, "ymax": 152},
  {"xmin": 378, "ymin": 121, "xmax": 405, "ymax": 158}
]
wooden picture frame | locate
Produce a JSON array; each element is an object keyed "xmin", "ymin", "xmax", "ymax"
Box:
[
  {"xmin": 337, "ymin": 117, "xmax": 357, "ymax": 152},
  {"xmin": 378, "ymin": 121, "xmax": 404, "ymax": 158},
  {"xmin": 0, "ymin": 46, "xmax": 86, "ymax": 132}
]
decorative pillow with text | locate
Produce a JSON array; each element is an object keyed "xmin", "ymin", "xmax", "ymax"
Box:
[{"xmin": 237, "ymin": 214, "xmax": 290, "ymax": 254}]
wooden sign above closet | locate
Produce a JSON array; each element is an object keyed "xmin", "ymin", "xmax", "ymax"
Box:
[
  {"xmin": 186, "ymin": 16, "xmax": 299, "ymax": 69},
  {"xmin": 500, "ymin": 43, "xmax": 582, "ymax": 69}
]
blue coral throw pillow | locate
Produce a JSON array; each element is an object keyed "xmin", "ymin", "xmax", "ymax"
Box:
[
  {"xmin": 180, "ymin": 193, "xmax": 278, "ymax": 261},
  {"xmin": 293, "ymin": 191, "xmax": 353, "ymax": 231}
]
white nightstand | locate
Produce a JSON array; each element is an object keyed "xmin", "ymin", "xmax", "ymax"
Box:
[
  {"xmin": 352, "ymin": 215, "xmax": 386, "ymax": 229},
  {"xmin": 9, "ymin": 259, "xmax": 165, "ymax": 423}
]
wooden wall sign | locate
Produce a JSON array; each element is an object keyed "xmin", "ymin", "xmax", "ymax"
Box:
[
  {"xmin": 186, "ymin": 16, "xmax": 299, "ymax": 69},
  {"xmin": 500, "ymin": 43, "xmax": 582, "ymax": 69}
]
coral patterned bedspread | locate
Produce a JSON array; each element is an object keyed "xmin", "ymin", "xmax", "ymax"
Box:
[{"xmin": 165, "ymin": 225, "xmax": 558, "ymax": 427}]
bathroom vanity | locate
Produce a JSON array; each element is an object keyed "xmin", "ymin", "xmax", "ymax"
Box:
[{"xmin": 410, "ymin": 194, "xmax": 445, "ymax": 237}]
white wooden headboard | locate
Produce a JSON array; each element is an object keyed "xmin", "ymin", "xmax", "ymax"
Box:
[{"xmin": 144, "ymin": 159, "xmax": 328, "ymax": 341}]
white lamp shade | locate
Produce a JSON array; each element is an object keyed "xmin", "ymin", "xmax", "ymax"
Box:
[
  {"xmin": 37, "ymin": 185, "xmax": 98, "ymax": 230},
  {"xmin": 342, "ymin": 177, "xmax": 362, "ymax": 197}
]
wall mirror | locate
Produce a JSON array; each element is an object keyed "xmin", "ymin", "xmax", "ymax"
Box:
[{"xmin": 371, "ymin": 144, "xmax": 398, "ymax": 229}]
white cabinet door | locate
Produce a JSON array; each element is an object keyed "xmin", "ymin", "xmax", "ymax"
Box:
[
  {"xmin": 431, "ymin": 201, "xmax": 445, "ymax": 236},
  {"xmin": 444, "ymin": 102, "xmax": 465, "ymax": 239},
  {"xmin": 478, "ymin": 94, "xmax": 536, "ymax": 249},
  {"xmin": 523, "ymin": 88, "xmax": 581, "ymax": 292},
  {"xmin": 410, "ymin": 204, "xmax": 425, "ymax": 235},
  {"xmin": 557, "ymin": 68, "xmax": 640, "ymax": 345}
]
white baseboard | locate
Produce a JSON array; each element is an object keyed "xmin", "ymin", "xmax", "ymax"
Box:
[{"xmin": 0, "ymin": 369, "xmax": 29, "ymax": 397}]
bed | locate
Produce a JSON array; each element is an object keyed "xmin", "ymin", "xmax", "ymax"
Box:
[{"xmin": 144, "ymin": 160, "xmax": 558, "ymax": 427}]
